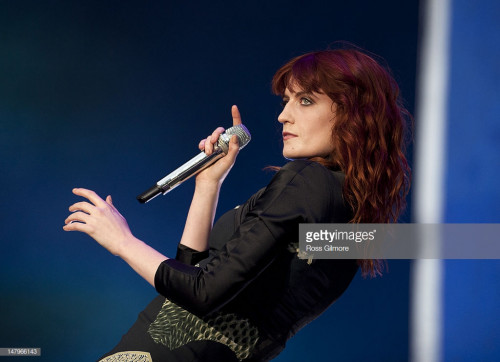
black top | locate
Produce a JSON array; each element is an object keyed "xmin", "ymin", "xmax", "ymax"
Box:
[{"xmin": 154, "ymin": 160, "xmax": 359, "ymax": 360}]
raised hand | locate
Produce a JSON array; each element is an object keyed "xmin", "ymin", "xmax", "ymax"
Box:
[
  {"xmin": 195, "ymin": 105, "xmax": 243, "ymax": 186},
  {"xmin": 64, "ymin": 188, "xmax": 167, "ymax": 286},
  {"xmin": 63, "ymin": 188, "xmax": 133, "ymax": 256}
]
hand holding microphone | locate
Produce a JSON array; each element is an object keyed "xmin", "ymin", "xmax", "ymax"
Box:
[{"xmin": 137, "ymin": 105, "xmax": 251, "ymax": 203}]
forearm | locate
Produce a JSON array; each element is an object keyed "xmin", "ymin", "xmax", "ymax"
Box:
[
  {"xmin": 179, "ymin": 180, "xmax": 221, "ymax": 252},
  {"xmin": 117, "ymin": 235, "xmax": 168, "ymax": 287},
  {"xmin": 178, "ymin": 110, "xmax": 241, "ymax": 251}
]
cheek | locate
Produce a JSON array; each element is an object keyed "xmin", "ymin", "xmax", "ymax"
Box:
[
  {"xmin": 315, "ymin": 120, "xmax": 334, "ymax": 142},
  {"xmin": 318, "ymin": 134, "xmax": 334, "ymax": 153},
  {"xmin": 314, "ymin": 124, "xmax": 334, "ymax": 154}
]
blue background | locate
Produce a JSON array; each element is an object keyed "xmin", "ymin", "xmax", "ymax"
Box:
[
  {"xmin": 0, "ymin": 0, "xmax": 444, "ymax": 361},
  {"xmin": 443, "ymin": 0, "xmax": 500, "ymax": 360}
]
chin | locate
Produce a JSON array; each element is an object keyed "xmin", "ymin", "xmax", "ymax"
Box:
[{"xmin": 282, "ymin": 152, "xmax": 307, "ymax": 161}]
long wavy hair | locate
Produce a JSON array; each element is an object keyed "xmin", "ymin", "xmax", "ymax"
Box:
[{"xmin": 272, "ymin": 48, "xmax": 411, "ymax": 277}]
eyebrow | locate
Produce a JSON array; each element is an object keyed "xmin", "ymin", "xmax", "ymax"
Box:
[
  {"xmin": 296, "ymin": 91, "xmax": 314, "ymax": 97},
  {"xmin": 283, "ymin": 90, "xmax": 316, "ymax": 99}
]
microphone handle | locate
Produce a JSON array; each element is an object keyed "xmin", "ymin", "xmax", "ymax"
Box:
[
  {"xmin": 136, "ymin": 184, "xmax": 163, "ymax": 204},
  {"xmin": 136, "ymin": 147, "xmax": 225, "ymax": 203}
]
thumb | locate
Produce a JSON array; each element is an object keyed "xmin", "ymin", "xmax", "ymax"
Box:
[
  {"xmin": 106, "ymin": 195, "xmax": 113, "ymax": 205},
  {"xmin": 226, "ymin": 135, "xmax": 240, "ymax": 159}
]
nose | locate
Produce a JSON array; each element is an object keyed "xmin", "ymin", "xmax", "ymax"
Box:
[{"xmin": 278, "ymin": 104, "xmax": 292, "ymax": 124}]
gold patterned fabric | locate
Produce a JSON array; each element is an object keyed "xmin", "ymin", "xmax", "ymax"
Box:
[
  {"xmin": 99, "ymin": 351, "xmax": 152, "ymax": 362},
  {"xmin": 147, "ymin": 299, "xmax": 259, "ymax": 360}
]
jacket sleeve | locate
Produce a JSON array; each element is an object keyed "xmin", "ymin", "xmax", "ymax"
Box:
[
  {"xmin": 154, "ymin": 160, "xmax": 341, "ymax": 316},
  {"xmin": 175, "ymin": 244, "xmax": 209, "ymax": 266}
]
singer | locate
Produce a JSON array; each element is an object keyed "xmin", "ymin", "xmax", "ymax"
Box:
[{"xmin": 63, "ymin": 46, "xmax": 411, "ymax": 361}]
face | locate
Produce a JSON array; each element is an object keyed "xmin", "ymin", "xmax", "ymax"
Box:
[{"xmin": 278, "ymin": 87, "xmax": 336, "ymax": 160}]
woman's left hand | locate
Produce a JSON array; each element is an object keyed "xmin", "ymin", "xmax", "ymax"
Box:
[{"xmin": 63, "ymin": 188, "xmax": 134, "ymax": 256}]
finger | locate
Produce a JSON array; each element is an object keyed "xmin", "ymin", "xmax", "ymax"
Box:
[
  {"xmin": 72, "ymin": 188, "xmax": 106, "ymax": 207},
  {"xmin": 204, "ymin": 135, "xmax": 214, "ymax": 155},
  {"xmin": 210, "ymin": 127, "xmax": 225, "ymax": 144},
  {"xmin": 64, "ymin": 211, "xmax": 90, "ymax": 225},
  {"xmin": 208, "ymin": 127, "xmax": 225, "ymax": 154},
  {"xmin": 68, "ymin": 201, "xmax": 95, "ymax": 214},
  {"xmin": 225, "ymin": 135, "xmax": 240, "ymax": 162},
  {"xmin": 106, "ymin": 195, "xmax": 119, "ymax": 212},
  {"xmin": 198, "ymin": 139, "xmax": 206, "ymax": 151},
  {"xmin": 232, "ymin": 105, "xmax": 242, "ymax": 126},
  {"xmin": 63, "ymin": 220, "xmax": 92, "ymax": 233}
]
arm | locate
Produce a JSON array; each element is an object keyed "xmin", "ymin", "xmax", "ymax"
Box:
[
  {"xmin": 63, "ymin": 106, "xmax": 242, "ymax": 285},
  {"xmin": 179, "ymin": 105, "xmax": 242, "ymax": 252},
  {"xmin": 154, "ymin": 161, "xmax": 340, "ymax": 316}
]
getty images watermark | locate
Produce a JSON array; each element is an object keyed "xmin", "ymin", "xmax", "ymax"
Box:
[{"xmin": 299, "ymin": 224, "xmax": 500, "ymax": 259}]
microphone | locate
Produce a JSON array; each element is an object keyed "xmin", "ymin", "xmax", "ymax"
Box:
[{"xmin": 137, "ymin": 124, "xmax": 251, "ymax": 203}]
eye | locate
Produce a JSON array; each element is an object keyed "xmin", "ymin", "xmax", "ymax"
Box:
[
  {"xmin": 280, "ymin": 98, "xmax": 289, "ymax": 107},
  {"xmin": 300, "ymin": 97, "xmax": 313, "ymax": 105}
]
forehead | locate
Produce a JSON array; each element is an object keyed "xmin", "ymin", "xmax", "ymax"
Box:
[
  {"xmin": 285, "ymin": 79, "xmax": 306, "ymax": 94},
  {"xmin": 283, "ymin": 76, "xmax": 325, "ymax": 95},
  {"xmin": 280, "ymin": 71, "xmax": 322, "ymax": 93}
]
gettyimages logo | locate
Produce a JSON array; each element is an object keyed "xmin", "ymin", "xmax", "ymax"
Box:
[
  {"xmin": 299, "ymin": 223, "xmax": 500, "ymax": 259},
  {"xmin": 305, "ymin": 229, "xmax": 376, "ymax": 243}
]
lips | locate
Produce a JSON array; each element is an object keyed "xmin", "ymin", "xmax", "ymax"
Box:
[{"xmin": 282, "ymin": 132, "xmax": 297, "ymax": 140}]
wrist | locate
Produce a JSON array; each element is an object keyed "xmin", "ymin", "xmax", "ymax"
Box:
[
  {"xmin": 115, "ymin": 234, "xmax": 141, "ymax": 258},
  {"xmin": 194, "ymin": 179, "xmax": 222, "ymax": 192}
]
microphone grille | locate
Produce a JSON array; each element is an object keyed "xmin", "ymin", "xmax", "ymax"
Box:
[{"xmin": 225, "ymin": 124, "xmax": 251, "ymax": 150}]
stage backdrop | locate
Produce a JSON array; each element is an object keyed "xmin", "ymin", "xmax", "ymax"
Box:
[
  {"xmin": 442, "ymin": 0, "xmax": 500, "ymax": 360},
  {"xmin": 0, "ymin": 1, "xmax": 418, "ymax": 361}
]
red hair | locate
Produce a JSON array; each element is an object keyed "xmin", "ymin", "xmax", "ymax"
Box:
[{"xmin": 272, "ymin": 48, "xmax": 411, "ymax": 277}]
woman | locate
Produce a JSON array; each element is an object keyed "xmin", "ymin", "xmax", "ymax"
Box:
[{"xmin": 64, "ymin": 47, "xmax": 410, "ymax": 361}]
